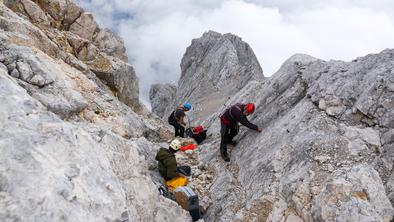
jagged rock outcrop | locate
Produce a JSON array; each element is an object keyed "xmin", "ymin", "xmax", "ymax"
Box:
[
  {"xmin": 149, "ymin": 83, "xmax": 177, "ymax": 118},
  {"xmin": 156, "ymin": 31, "xmax": 394, "ymax": 221},
  {"xmin": 0, "ymin": 1, "xmax": 191, "ymax": 221},
  {"xmin": 93, "ymin": 28, "xmax": 128, "ymax": 62},
  {"xmin": 1, "ymin": 0, "xmax": 138, "ymax": 111},
  {"xmin": 155, "ymin": 31, "xmax": 264, "ymax": 122},
  {"xmin": 2, "ymin": 0, "xmax": 394, "ymax": 220},
  {"xmin": 0, "ymin": 68, "xmax": 189, "ymax": 221},
  {"xmin": 69, "ymin": 12, "xmax": 98, "ymax": 41}
]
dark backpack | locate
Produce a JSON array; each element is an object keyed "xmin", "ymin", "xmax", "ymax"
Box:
[
  {"xmin": 220, "ymin": 103, "xmax": 243, "ymax": 124},
  {"xmin": 186, "ymin": 126, "xmax": 207, "ymax": 144}
]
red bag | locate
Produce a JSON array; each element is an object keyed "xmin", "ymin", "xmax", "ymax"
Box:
[
  {"xmin": 180, "ymin": 144, "xmax": 197, "ymax": 151},
  {"xmin": 193, "ymin": 126, "xmax": 204, "ymax": 134}
]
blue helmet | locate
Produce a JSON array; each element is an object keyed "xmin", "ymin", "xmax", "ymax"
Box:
[{"xmin": 183, "ymin": 102, "xmax": 192, "ymax": 110}]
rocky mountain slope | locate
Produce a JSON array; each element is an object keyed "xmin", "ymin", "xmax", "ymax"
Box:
[
  {"xmin": 153, "ymin": 31, "xmax": 264, "ymax": 124},
  {"xmin": 0, "ymin": 1, "xmax": 191, "ymax": 221},
  {"xmin": 1, "ymin": 0, "xmax": 394, "ymax": 221},
  {"xmin": 151, "ymin": 31, "xmax": 394, "ymax": 221},
  {"xmin": 150, "ymin": 83, "xmax": 176, "ymax": 118}
]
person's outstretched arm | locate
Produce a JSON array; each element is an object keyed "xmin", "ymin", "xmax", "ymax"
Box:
[
  {"xmin": 238, "ymin": 114, "xmax": 259, "ymax": 131},
  {"xmin": 233, "ymin": 107, "xmax": 259, "ymax": 130}
]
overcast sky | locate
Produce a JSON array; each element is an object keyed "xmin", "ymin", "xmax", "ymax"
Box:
[{"xmin": 75, "ymin": 0, "xmax": 394, "ymax": 107}]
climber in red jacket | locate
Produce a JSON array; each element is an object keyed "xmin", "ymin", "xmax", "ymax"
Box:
[{"xmin": 219, "ymin": 103, "xmax": 262, "ymax": 162}]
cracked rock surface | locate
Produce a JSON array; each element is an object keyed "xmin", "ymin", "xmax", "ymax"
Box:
[
  {"xmin": 0, "ymin": 1, "xmax": 190, "ymax": 221},
  {"xmin": 152, "ymin": 31, "xmax": 394, "ymax": 221},
  {"xmin": 151, "ymin": 31, "xmax": 264, "ymax": 123},
  {"xmin": 150, "ymin": 83, "xmax": 177, "ymax": 118},
  {"xmin": 1, "ymin": 0, "xmax": 394, "ymax": 221}
]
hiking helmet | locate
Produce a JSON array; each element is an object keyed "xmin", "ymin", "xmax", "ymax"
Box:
[
  {"xmin": 245, "ymin": 103, "xmax": 255, "ymax": 114},
  {"xmin": 183, "ymin": 102, "xmax": 192, "ymax": 111},
  {"xmin": 169, "ymin": 139, "xmax": 182, "ymax": 151}
]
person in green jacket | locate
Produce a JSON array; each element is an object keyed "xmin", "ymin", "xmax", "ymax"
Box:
[{"xmin": 155, "ymin": 139, "xmax": 191, "ymax": 181}]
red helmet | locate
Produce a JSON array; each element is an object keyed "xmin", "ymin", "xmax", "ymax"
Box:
[{"xmin": 245, "ymin": 103, "xmax": 255, "ymax": 114}]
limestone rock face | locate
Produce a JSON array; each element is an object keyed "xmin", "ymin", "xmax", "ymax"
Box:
[
  {"xmin": 312, "ymin": 165, "xmax": 392, "ymax": 222},
  {"xmin": 87, "ymin": 53, "xmax": 139, "ymax": 110},
  {"xmin": 0, "ymin": 2, "xmax": 61, "ymax": 58},
  {"xmin": 149, "ymin": 83, "xmax": 176, "ymax": 118},
  {"xmin": 155, "ymin": 34, "xmax": 394, "ymax": 221},
  {"xmin": 1, "ymin": 0, "xmax": 139, "ymax": 110},
  {"xmin": 1, "ymin": 44, "xmax": 87, "ymax": 119},
  {"xmin": 161, "ymin": 31, "xmax": 264, "ymax": 123},
  {"xmin": 69, "ymin": 12, "xmax": 97, "ymax": 41},
  {"xmin": 16, "ymin": 0, "xmax": 52, "ymax": 27},
  {"xmin": 303, "ymin": 49, "xmax": 394, "ymax": 128},
  {"xmin": 4, "ymin": 0, "xmax": 82, "ymax": 29},
  {"xmin": 0, "ymin": 69, "xmax": 190, "ymax": 221},
  {"xmin": 148, "ymin": 31, "xmax": 394, "ymax": 220},
  {"xmin": 93, "ymin": 28, "xmax": 128, "ymax": 62},
  {"xmin": 0, "ymin": 69, "xmax": 126, "ymax": 222},
  {"xmin": 0, "ymin": 1, "xmax": 191, "ymax": 221},
  {"xmin": 2, "ymin": 0, "xmax": 394, "ymax": 220},
  {"xmin": 191, "ymin": 50, "xmax": 394, "ymax": 221}
]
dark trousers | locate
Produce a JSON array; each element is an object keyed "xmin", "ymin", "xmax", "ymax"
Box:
[
  {"xmin": 169, "ymin": 121, "xmax": 185, "ymax": 137},
  {"xmin": 163, "ymin": 166, "xmax": 191, "ymax": 181},
  {"xmin": 220, "ymin": 123, "xmax": 239, "ymax": 157},
  {"xmin": 177, "ymin": 166, "xmax": 191, "ymax": 176}
]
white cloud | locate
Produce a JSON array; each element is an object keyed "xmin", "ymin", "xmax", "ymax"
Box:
[{"xmin": 75, "ymin": 0, "xmax": 394, "ymax": 107}]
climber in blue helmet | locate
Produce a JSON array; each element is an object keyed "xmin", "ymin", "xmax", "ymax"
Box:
[{"xmin": 168, "ymin": 102, "xmax": 192, "ymax": 138}]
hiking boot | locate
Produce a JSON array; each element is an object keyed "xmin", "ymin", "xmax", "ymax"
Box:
[
  {"xmin": 228, "ymin": 140, "xmax": 237, "ymax": 146},
  {"xmin": 221, "ymin": 152, "xmax": 230, "ymax": 162}
]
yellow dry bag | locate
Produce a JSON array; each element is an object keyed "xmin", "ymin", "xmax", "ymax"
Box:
[{"xmin": 166, "ymin": 177, "xmax": 188, "ymax": 192}]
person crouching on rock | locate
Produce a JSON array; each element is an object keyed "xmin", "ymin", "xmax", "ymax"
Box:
[
  {"xmin": 155, "ymin": 139, "xmax": 191, "ymax": 182},
  {"xmin": 219, "ymin": 103, "xmax": 262, "ymax": 162},
  {"xmin": 168, "ymin": 102, "xmax": 192, "ymax": 138}
]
